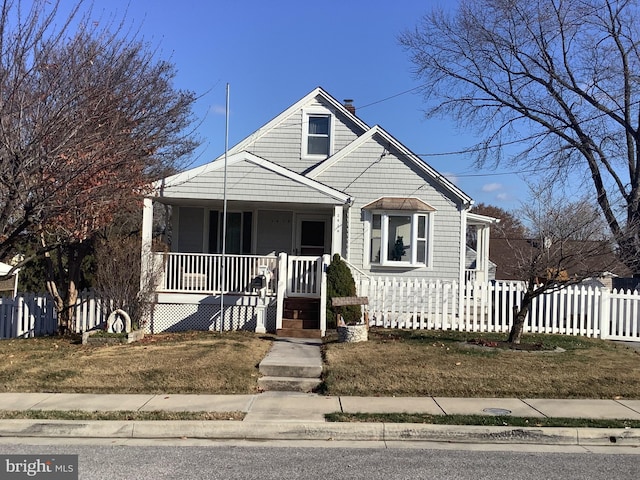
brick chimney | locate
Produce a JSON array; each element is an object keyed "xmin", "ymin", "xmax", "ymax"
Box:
[{"xmin": 343, "ymin": 99, "xmax": 356, "ymax": 115}]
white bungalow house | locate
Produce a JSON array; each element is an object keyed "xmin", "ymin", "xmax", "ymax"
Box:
[{"xmin": 140, "ymin": 87, "xmax": 496, "ymax": 337}]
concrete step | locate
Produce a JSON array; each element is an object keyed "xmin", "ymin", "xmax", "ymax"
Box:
[
  {"xmin": 259, "ymin": 362, "xmax": 323, "ymax": 378},
  {"xmin": 257, "ymin": 376, "xmax": 322, "ymax": 393},
  {"xmin": 276, "ymin": 328, "xmax": 322, "ymax": 339}
]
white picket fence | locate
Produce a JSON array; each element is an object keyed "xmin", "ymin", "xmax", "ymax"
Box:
[
  {"xmin": 356, "ymin": 278, "xmax": 640, "ymax": 341},
  {"xmin": 0, "ymin": 291, "xmax": 110, "ymax": 339},
  {"xmin": 3, "ymin": 280, "xmax": 640, "ymax": 341}
]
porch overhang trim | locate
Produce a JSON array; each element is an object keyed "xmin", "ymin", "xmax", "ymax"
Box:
[{"xmin": 467, "ymin": 212, "xmax": 500, "ymax": 225}]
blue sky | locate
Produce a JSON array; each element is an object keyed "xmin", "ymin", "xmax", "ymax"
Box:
[{"xmin": 88, "ymin": 0, "xmax": 531, "ymax": 210}]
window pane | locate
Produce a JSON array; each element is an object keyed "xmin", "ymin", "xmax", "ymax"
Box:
[
  {"xmin": 370, "ymin": 214, "xmax": 381, "ymax": 263},
  {"xmin": 242, "ymin": 212, "xmax": 252, "ymax": 254},
  {"xmin": 307, "ymin": 136, "xmax": 329, "ymax": 155},
  {"xmin": 418, "ymin": 215, "xmax": 426, "ymax": 238},
  {"xmin": 301, "ymin": 221, "xmax": 325, "ymax": 247},
  {"xmin": 387, "ymin": 215, "xmax": 411, "ymax": 261},
  {"xmin": 208, "ymin": 210, "xmax": 219, "ymax": 253},
  {"xmin": 225, "ymin": 212, "xmax": 242, "ymax": 254},
  {"xmin": 417, "ymin": 239, "xmax": 426, "ymax": 264},
  {"xmin": 308, "ymin": 116, "xmax": 329, "ymax": 135}
]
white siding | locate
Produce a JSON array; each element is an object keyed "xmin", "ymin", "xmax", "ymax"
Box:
[
  {"xmin": 256, "ymin": 210, "xmax": 293, "ymax": 254},
  {"xmin": 314, "ymin": 137, "xmax": 463, "ymax": 281}
]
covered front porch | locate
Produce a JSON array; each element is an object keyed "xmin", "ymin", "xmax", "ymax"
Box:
[
  {"xmin": 139, "ymin": 153, "xmax": 353, "ymax": 337},
  {"xmin": 146, "ymin": 252, "xmax": 329, "ymax": 337}
]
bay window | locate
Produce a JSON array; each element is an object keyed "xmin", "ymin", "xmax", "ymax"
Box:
[{"xmin": 367, "ymin": 208, "xmax": 432, "ymax": 267}]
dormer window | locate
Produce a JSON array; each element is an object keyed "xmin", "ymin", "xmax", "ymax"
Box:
[{"xmin": 302, "ymin": 108, "xmax": 334, "ymax": 159}]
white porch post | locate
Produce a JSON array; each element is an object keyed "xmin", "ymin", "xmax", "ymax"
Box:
[
  {"xmin": 476, "ymin": 225, "xmax": 490, "ymax": 283},
  {"xmin": 140, "ymin": 198, "xmax": 154, "ymax": 290},
  {"xmin": 331, "ymin": 205, "xmax": 343, "ymax": 257}
]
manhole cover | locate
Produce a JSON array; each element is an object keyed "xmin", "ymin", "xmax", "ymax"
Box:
[{"xmin": 482, "ymin": 407, "xmax": 512, "ymax": 416}]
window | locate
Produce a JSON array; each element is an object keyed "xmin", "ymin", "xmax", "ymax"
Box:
[
  {"xmin": 302, "ymin": 108, "xmax": 334, "ymax": 158},
  {"xmin": 368, "ymin": 212, "xmax": 431, "ymax": 267},
  {"xmin": 307, "ymin": 115, "xmax": 330, "ymax": 155},
  {"xmin": 208, "ymin": 211, "xmax": 253, "ymax": 254}
]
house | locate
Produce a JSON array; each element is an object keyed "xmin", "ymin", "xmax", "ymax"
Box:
[
  {"xmin": 140, "ymin": 87, "xmax": 497, "ymax": 336},
  {"xmin": 0, "ymin": 262, "xmax": 19, "ymax": 297},
  {"xmin": 489, "ymin": 237, "xmax": 633, "ymax": 288}
]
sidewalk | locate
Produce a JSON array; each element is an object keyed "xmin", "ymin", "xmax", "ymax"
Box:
[{"xmin": 1, "ymin": 391, "xmax": 640, "ymax": 446}]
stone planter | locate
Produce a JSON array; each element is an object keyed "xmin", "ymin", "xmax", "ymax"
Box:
[
  {"xmin": 82, "ymin": 329, "xmax": 145, "ymax": 345},
  {"xmin": 337, "ymin": 324, "xmax": 368, "ymax": 343}
]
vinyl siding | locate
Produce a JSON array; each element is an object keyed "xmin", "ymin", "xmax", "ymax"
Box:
[
  {"xmin": 314, "ymin": 136, "xmax": 463, "ymax": 281},
  {"xmin": 162, "ymin": 159, "xmax": 342, "ymax": 205},
  {"xmin": 240, "ymin": 98, "xmax": 361, "ymax": 174}
]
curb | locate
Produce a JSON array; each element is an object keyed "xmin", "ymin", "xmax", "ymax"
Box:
[{"xmin": 1, "ymin": 420, "xmax": 639, "ymax": 446}]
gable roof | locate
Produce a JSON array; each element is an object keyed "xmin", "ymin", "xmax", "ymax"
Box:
[
  {"xmin": 156, "ymin": 151, "xmax": 351, "ymax": 205},
  {"xmin": 306, "ymin": 125, "xmax": 473, "ymax": 206},
  {"xmin": 220, "ymin": 87, "xmax": 370, "ymax": 161}
]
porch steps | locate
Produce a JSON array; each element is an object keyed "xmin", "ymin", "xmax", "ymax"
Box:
[
  {"xmin": 257, "ymin": 338, "xmax": 323, "ymax": 393},
  {"xmin": 277, "ymin": 297, "xmax": 321, "ymax": 339}
]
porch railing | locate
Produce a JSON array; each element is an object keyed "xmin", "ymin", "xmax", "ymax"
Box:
[
  {"xmin": 155, "ymin": 252, "xmax": 279, "ymax": 294},
  {"xmin": 287, "ymin": 255, "xmax": 324, "ymax": 297}
]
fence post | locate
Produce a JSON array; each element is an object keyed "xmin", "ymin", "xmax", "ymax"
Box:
[
  {"xmin": 275, "ymin": 253, "xmax": 287, "ymax": 332},
  {"xmin": 12, "ymin": 295, "xmax": 23, "ymax": 338},
  {"xmin": 599, "ymin": 287, "xmax": 611, "ymax": 339}
]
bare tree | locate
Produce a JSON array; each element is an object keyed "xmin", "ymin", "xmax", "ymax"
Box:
[
  {"xmin": 502, "ymin": 189, "xmax": 619, "ymax": 343},
  {"xmin": 400, "ymin": 0, "xmax": 640, "ymax": 274},
  {"xmin": 468, "ymin": 202, "xmax": 526, "ymax": 247},
  {"xmin": 0, "ymin": 0, "xmax": 199, "ymax": 332}
]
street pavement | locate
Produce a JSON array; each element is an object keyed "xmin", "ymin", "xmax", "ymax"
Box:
[{"xmin": 1, "ymin": 337, "xmax": 639, "ymax": 446}]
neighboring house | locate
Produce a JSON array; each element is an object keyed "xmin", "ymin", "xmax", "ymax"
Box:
[
  {"xmin": 0, "ymin": 262, "xmax": 19, "ymax": 297},
  {"xmin": 489, "ymin": 237, "xmax": 632, "ymax": 288},
  {"xmin": 140, "ymin": 87, "xmax": 497, "ymax": 336}
]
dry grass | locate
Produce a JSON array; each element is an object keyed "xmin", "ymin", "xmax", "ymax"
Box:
[
  {"xmin": 321, "ymin": 328, "xmax": 640, "ymax": 399},
  {"xmin": 0, "ymin": 331, "xmax": 274, "ymax": 394},
  {"xmin": 0, "ymin": 410, "xmax": 244, "ymax": 421},
  {"xmin": 4, "ymin": 328, "xmax": 639, "ymax": 399}
]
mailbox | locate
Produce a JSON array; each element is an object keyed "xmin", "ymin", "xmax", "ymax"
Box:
[{"xmin": 251, "ymin": 275, "xmax": 267, "ymax": 290}]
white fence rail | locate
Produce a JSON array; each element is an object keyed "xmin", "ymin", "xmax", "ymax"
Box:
[
  {"xmin": 357, "ymin": 278, "xmax": 640, "ymax": 342},
  {"xmin": 155, "ymin": 252, "xmax": 279, "ymax": 294},
  {"xmin": 0, "ymin": 291, "xmax": 110, "ymax": 339}
]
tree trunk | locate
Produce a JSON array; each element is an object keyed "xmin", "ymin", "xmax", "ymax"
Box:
[
  {"xmin": 42, "ymin": 238, "xmax": 88, "ymax": 335},
  {"xmin": 507, "ymin": 290, "xmax": 534, "ymax": 344}
]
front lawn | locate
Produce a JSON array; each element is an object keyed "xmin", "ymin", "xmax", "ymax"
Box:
[
  {"xmin": 321, "ymin": 328, "xmax": 640, "ymax": 398},
  {"xmin": 0, "ymin": 331, "xmax": 273, "ymax": 394}
]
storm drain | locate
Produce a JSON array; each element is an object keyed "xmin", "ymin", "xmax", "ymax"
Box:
[{"xmin": 482, "ymin": 408, "xmax": 512, "ymax": 416}]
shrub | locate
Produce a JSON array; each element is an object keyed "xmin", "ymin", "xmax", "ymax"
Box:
[{"xmin": 326, "ymin": 254, "xmax": 361, "ymax": 328}]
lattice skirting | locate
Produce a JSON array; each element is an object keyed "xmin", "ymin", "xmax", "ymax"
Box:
[{"xmin": 147, "ymin": 296, "xmax": 276, "ymax": 334}]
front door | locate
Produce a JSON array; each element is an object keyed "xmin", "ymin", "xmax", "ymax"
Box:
[{"xmin": 296, "ymin": 217, "xmax": 328, "ymax": 256}]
